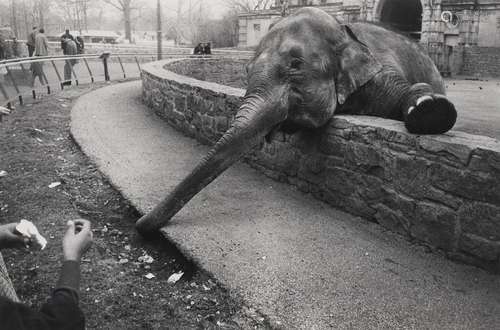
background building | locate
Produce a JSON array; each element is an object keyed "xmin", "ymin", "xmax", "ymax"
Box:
[{"xmin": 238, "ymin": 0, "xmax": 500, "ymax": 77}]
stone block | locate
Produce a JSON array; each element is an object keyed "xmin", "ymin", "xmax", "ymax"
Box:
[
  {"xmin": 468, "ymin": 148, "xmax": 500, "ymax": 173},
  {"xmin": 214, "ymin": 116, "xmax": 229, "ymax": 133},
  {"xmin": 163, "ymin": 98, "xmax": 175, "ymax": 118},
  {"xmin": 272, "ymin": 147, "xmax": 300, "ymax": 177},
  {"xmin": 391, "ymin": 155, "xmax": 430, "ymax": 199},
  {"xmin": 460, "ymin": 202, "xmax": 500, "ymax": 241},
  {"xmin": 458, "ymin": 233, "xmax": 500, "ymax": 261},
  {"xmin": 381, "ymin": 187, "xmax": 416, "ymax": 220},
  {"xmin": 379, "ymin": 129, "xmax": 418, "ymax": 148},
  {"xmin": 347, "ymin": 125, "xmax": 380, "ymax": 145},
  {"xmin": 288, "ymin": 177, "xmax": 313, "ymax": 193},
  {"xmin": 422, "ymin": 186, "xmax": 462, "ymax": 210},
  {"xmin": 318, "ymin": 134, "xmax": 347, "ymax": 157},
  {"xmin": 343, "ymin": 142, "xmax": 385, "ymax": 178},
  {"xmin": 299, "ymin": 154, "xmax": 326, "ymax": 175},
  {"xmin": 225, "ymin": 96, "xmax": 242, "ymax": 113},
  {"xmin": 324, "ymin": 167, "xmax": 357, "ymax": 196},
  {"xmin": 174, "ymin": 95, "xmax": 186, "ymax": 112},
  {"xmin": 192, "ymin": 112, "xmax": 202, "ymax": 129},
  {"xmin": 325, "ymin": 155, "xmax": 344, "ymax": 168},
  {"xmin": 418, "ymin": 136, "xmax": 472, "ymax": 166},
  {"xmin": 430, "ymin": 163, "xmax": 500, "ymax": 205},
  {"xmin": 410, "ymin": 202, "xmax": 457, "ymax": 251},
  {"xmin": 186, "ymin": 94, "xmax": 201, "ymax": 111},
  {"xmin": 373, "ymin": 203, "xmax": 410, "ymax": 235},
  {"xmin": 171, "ymin": 109, "xmax": 186, "ymax": 123}
]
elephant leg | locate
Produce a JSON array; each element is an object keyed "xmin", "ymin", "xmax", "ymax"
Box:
[{"xmin": 402, "ymin": 83, "xmax": 457, "ymax": 134}]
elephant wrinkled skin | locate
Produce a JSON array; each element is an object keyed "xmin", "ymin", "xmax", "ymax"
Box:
[{"xmin": 136, "ymin": 7, "xmax": 457, "ymax": 235}]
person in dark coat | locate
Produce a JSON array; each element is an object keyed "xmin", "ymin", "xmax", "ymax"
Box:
[
  {"xmin": 0, "ymin": 33, "xmax": 5, "ymax": 60},
  {"xmin": 75, "ymin": 36, "xmax": 84, "ymax": 54},
  {"xmin": 0, "ymin": 219, "xmax": 93, "ymax": 330},
  {"xmin": 60, "ymin": 29, "xmax": 74, "ymax": 55},
  {"xmin": 193, "ymin": 43, "xmax": 203, "ymax": 55},
  {"xmin": 63, "ymin": 38, "xmax": 78, "ymax": 85},
  {"xmin": 26, "ymin": 27, "xmax": 37, "ymax": 57},
  {"xmin": 203, "ymin": 42, "xmax": 211, "ymax": 55}
]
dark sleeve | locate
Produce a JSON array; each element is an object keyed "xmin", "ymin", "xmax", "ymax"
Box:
[{"xmin": 0, "ymin": 261, "xmax": 85, "ymax": 330}]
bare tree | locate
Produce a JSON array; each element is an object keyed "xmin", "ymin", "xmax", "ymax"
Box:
[
  {"xmin": 58, "ymin": 0, "xmax": 92, "ymax": 32},
  {"xmin": 224, "ymin": 0, "xmax": 273, "ymax": 12},
  {"xmin": 102, "ymin": 0, "xmax": 137, "ymax": 42}
]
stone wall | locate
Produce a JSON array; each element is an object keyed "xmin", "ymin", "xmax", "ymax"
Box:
[
  {"xmin": 461, "ymin": 46, "xmax": 500, "ymax": 78},
  {"xmin": 142, "ymin": 59, "xmax": 500, "ymax": 273}
]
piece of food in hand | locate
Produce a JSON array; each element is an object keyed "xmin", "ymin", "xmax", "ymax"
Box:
[
  {"xmin": 15, "ymin": 219, "xmax": 48, "ymax": 250},
  {"xmin": 0, "ymin": 106, "xmax": 11, "ymax": 115}
]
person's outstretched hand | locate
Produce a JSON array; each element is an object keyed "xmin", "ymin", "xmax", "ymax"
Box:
[
  {"xmin": 0, "ymin": 222, "xmax": 29, "ymax": 250},
  {"xmin": 0, "ymin": 106, "xmax": 11, "ymax": 116},
  {"xmin": 62, "ymin": 219, "xmax": 93, "ymax": 262},
  {"xmin": 0, "ymin": 222, "xmax": 29, "ymax": 249}
]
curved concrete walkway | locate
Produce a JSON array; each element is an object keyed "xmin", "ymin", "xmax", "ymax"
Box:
[{"xmin": 71, "ymin": 81, "xmax": 500, "ymax": 330}]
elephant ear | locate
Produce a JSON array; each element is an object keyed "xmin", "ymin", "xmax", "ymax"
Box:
[{"xmin": 335, "ymin": 25, "xmax": 382, "ymax": 105}]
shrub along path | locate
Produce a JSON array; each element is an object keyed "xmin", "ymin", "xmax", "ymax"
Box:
[{"xmin": 71, "ymin": 81, "xmax": 500, "ymax": 329}]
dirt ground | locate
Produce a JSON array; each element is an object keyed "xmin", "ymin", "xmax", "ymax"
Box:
[{"xmin": 0, "ymin": 84, "xmax": 266, "ymax": 329}]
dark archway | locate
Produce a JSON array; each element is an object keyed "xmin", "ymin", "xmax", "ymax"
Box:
[{"xmin": 380, "ymin": 0, "xmax": 423, "ymax": 40}]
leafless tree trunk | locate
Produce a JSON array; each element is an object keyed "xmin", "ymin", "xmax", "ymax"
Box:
[
  {"xmin": 9, "ymin": 0, "xmax": 18, "ymax": 37},
  {"xmin": 103, "ymin": 0, "xmax": 135, "ymax": 43},
  {"xmin": 38, "ymin": 0, "xmax": 45, "ymax": 28}
]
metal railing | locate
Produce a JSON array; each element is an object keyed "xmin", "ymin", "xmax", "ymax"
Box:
[{"xmin": 0, "ymin": 50, "xmax": 254, "ymax": 109}]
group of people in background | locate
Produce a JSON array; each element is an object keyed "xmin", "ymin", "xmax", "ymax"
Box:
[
  {"xmin": 24, "ymin": 27, "xmax": 85, "ymax": 88},
  {"xmin": 193, "ymin": 42, "xmax": 212, "ymax": 55},
  {"xmin": 60, "ymin": 29, "xmax": 84, "ymax": 86}
]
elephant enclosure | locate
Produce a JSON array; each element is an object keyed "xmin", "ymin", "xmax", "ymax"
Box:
[
  {"xmin": 165, "ymin": 58, "xmax": 248, "ymax": 89},
  {"xmin": 143, "ymin": 58, "xmax": 500, "ymax": 273}
]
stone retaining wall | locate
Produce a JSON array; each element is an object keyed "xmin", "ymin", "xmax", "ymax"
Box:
[{"xmin": 142, "ymin": 59, "xmax": 500, "ymax": 273}]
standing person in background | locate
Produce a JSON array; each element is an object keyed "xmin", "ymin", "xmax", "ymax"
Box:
[
  {"xmin": 26, "ymin": 26, "xmax": 37, "ymax": 57},
  {"xmin": 34, "ymin": 28, "xmax": 49, "ymax": 57},
  {"xmin": 60, "ymin": 29, "xmax": 74, "ymax": 54},
  {"xmin": 31, "ymin": 28, "xmax": 49, "ymax": 88},
  {"xmin": 11, "ymin": 37, "xmax": 20, "ymax": 58},
  {"xmin": 0, "ymin": 33, "xmax": 5, "ymax": 60},
  {"xmin": 193, "ymin": 43, "xmax": 203, "ymax": 55},
  {"xmin": 63, "ymin": 37, "xmax": 78, "ymax": 86},
  {"xmin": 76, "ymin": 35, "xmax": 84, "ymax": 54},
  {"xmin": 203, "ymin": 42, "xmax": 211, "ymax": 55}
]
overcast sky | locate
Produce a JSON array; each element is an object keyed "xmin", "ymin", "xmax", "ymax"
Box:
[{"xmin": 140, "ymin": 0, "xmax": 230, "ymax": 19}]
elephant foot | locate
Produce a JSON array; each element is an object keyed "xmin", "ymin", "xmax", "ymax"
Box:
[{"xmin": 404, "ymin": 94, "xmax": 457, "ymax": 134}]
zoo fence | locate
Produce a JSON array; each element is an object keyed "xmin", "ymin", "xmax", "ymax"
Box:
[{"xmin": 0, "ymin": 50, "xmax": 254, "ymax": 111}]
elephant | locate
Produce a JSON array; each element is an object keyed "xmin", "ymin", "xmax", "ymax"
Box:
[{"xmin": 136, "ymin": 7, "xmax": 457, "ymax": 235}]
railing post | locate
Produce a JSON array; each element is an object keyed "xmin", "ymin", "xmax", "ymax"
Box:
[
  {"xmin": 70, "ymin": 58, "xmax": 79, "ymax": 86},
  {"xmin": 134, "ymin": 56, "xmax": 141, "ymax": 73},
  {"xmin": 83, "ymin": 58, "xmax": 94, "ymax": 83},
  {"xmin": 100, "ymin": 52, "xmax": 111, "ymax": 81},
  {"xmin": 0, "ymin": 80, "xmax": 9, "ymax": 101},
  {"xmin": 5, "ymin": 66, "xmax": 22, "ymax": 105},
  {"xmin": 117, "ymin": 56, "xmax": 126, "ymax": 79},
  {"xmin": 51, "ymin": 60, "xmax": 64, "ymax": 90}
]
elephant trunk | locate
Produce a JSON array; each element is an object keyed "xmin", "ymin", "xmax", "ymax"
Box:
[{"xmin": 136, "ymin": 87, "xmax": 288, "ymax": 235}]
